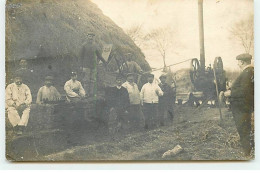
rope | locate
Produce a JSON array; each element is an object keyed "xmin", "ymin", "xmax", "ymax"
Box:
[{"xmin": 143, "ymin": 58, "xmax": 193, "ymax": 74}]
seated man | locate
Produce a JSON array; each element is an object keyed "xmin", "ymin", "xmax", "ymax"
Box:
[
  {"xmin": 5, "ymin": 73, "xmax": 32, "ymax": 135},
  {"xmin": 64, "ymin": 72, "xmax": 86, "ymax": 102},
  {"xmin": 36, "ymin": 76, "xmax": 61, "ymax": 104}
]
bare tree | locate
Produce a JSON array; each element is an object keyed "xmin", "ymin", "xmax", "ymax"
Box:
[
  {"xmin": 145, "ymin": 27, "xmax": 175, "ymax": 70},
  {"xmin": 125, "ymin": 24, "xmax": 144, "ymax": 47},
  {"xmin": 230, "ymin": 15, "xmax": 254, "ymax": 54}
]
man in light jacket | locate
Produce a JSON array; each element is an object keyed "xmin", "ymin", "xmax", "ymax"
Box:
[
  {"xmin": 6, "ymin": 73, "xmax": 32, "ymax": 135},
  {"xmin": 140, "ymin": 73, "xmax": 163, "ymax": 129}
]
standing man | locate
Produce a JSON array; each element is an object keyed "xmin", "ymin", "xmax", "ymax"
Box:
[
  {"xmin": 15, "ymin": 59, "xmax": 37, "ymax": 100},
  {"xmin": 140, "ymin": 73, "xmax": 163, "ymax": 129},
  {"xmin": 64, "ymin": 72, "xmax": 86, "ymax": 102},
  {"xmin": 5, "ymin": 73, "xmax": 32, "ymax": 135},
  {"xmin": 36, "ymin": 76, "xmax": 61, "ymax": 104},
  {"xmin": 105, "ymin": 75, "xmax": 130, "ymax": 134},
  {"xmin": 230, "ymin": 53, "xmax": 254, "ymax": 156},
  {"xmin": 122, "ymin": 53, "xmax": 143, "ymax": 83},
  {"xmin": 79, "ymin": 31, "xmax": 107, "ymax": 97},
  {"xmin": 158, "ymin": 74, "xmax": 174, "ymax": 126},
  {"xmin": 122, "ymin": 73, "xmax": 144, "ymax": 130}
]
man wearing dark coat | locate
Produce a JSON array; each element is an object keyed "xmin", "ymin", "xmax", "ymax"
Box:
[
  {"xmin": 79, "ymin": 32, "xmax": 107, "ymax": 97},
  {"xmin": 230, "ymin": 53, "xmax": 254, "ymax": 156},
  {"xmin": 158, "ymin": 74, "xmax": 174, "ymax": 126},
  {"xmin": 105, "ymin": 75, "xmax": 130, "ymax": 133}
]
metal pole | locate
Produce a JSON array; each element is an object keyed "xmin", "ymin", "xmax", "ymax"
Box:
[
  {"xmin": 198, "ymin": 0, "xmax": 205, "ymax": 73},
  {"xmin": 213, "ymin": 68, "xmax": 223, "ymax": 122}
]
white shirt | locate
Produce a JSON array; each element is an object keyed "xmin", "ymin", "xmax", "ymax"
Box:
[
  {"xmin": 140, "ymin": 82, "xmax": 163, "ymax": 104},
  {"xmin": 36, "ymin": 86, "xmax": 61, "ymax": 104},
  {"xmin": 5, "ymin": 83, "xmax": 32, "ymax": 108},
  {"xmin": 122, "ymin": 81, "xmax": 140, "ymax": 105},
  {"xmin": 64, "ymin": 79, "xmax": 85, "ymax": 98}
]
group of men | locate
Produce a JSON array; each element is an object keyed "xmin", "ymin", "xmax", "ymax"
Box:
[
  {"xmin": 105, "ymin": 72, "xmax": 175, "ymax": 132},
  {"xmin": 5, "ymin": 64, "xmax": 175, "ymax": 135},
  {"xmin": 5, "ymin": 30, "xmax": 254, "ymax": 157}
]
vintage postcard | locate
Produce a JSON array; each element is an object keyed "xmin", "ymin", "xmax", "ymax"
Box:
[{"xmin": 5, "ymin": 0, "xmax": 254, "ymax": 161}]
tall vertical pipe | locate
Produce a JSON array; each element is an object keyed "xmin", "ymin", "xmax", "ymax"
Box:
[{"xmin": 198, "ymin": 0, "xmax": 205, "ymax": 72}]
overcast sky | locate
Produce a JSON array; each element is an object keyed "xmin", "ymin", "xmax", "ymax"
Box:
[{"xmin": 92, "ymin": 0, "xmax": 253, "ymax": 72}]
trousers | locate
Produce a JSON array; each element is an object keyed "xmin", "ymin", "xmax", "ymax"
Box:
[
  {"xmin": 7, "ymin": 106, "xmax": 30, "ymax": 127},
  {"xmin": 142, "ymin": 103, "xmax": 158, "ymax": 129}
]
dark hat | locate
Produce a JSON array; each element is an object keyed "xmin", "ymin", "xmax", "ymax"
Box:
[
  {"xmin": 71, "ymin": 71, "xmax": 77, "ymax": 76},
  {"xmin": 87, "ymin": 31, "xmax": 95, "ymax": 36},
  {"xmin": 45, "ymin": 76, "xmax": 54, "ymax": 81},
  {"xmin": 147, "ymin": 73, "xmax": 154, "ymax": 78},
  {"xmin": 126, "ymin": 73, "xmax": 134, "ymax": 77},
  {"xmin": 159, "ymin": 74, "xmax": 167, "ymax": 79},
  {"xmin": 116, "ymin": 74, "xmax": 124, "ymax": 80},
  {"xmin": 236, "ymin": 53, "xmax": 252, "ymax": 61}
]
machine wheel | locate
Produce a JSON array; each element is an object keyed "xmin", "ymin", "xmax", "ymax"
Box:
[
  {"xmin": 190, "ymin": 58, "xmax": 200, "ymax": 84},
  {"xmin": 213, "ymin": 56, "xmax": 223, "ymax": 74}
]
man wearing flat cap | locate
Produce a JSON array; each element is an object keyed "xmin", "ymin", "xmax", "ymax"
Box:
[
  {"xmin": 36, "ymin": 76, "xmax": 61, "ymax": 104},
  {"xmin": 230, "ymin": 53, "xmax": 254, "ymax": 156},
  {"xmin": 79, "ymin": 31, "xmax": 110, "ymax": 97},
  {"xmin": 5, "ymin": 73, "xmax": 32, "ymax": 135},
  {"xmin": 105, "ymin": 75, "xmax": 130, "ymax": 134},
  {"xmin": 122, "ymin": 53, "xmax": 143, "ymax": 83},
  {"xmin": 158, "ymin": 74, "xmax": 175, "ymax": 126},
  {"xmin": 64, "ymin": 72, "xmax": 86, "ymax": 102},
  {"xmin": 122, "ymin": 73, "xmax": 144, "ymax": 130},
  {"xmin": 140, "ymin": 73, "xmax": 163, "ymax": 129}
]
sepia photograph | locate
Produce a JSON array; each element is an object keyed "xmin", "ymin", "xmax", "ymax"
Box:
[{"xmin": 5, "ymin": 0, "xmax": 254, "ymax": 162}]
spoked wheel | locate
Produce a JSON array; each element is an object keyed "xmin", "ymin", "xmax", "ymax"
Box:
[
  {"xmin": 190, "ymin": 58, "xmax": 200, "ymax": 84},
  {"xmin": 213, "ymin": 56, "xmax": 226, "ymax": 92}
]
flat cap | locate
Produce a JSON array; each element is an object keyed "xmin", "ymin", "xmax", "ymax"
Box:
[
  {"xmin": 236, "ymin": 53, "xmax": 252, "ymax": 61},
  {"xmin": 71, "ymin": 71, "xmax": 77, "ymax": 76},
  {"xmin": 45, "ymin": 76, "xmax": 54, "ymax": 80},
  {"xmin": 87, "ymin": 31, "xmax": 95, "ymax": 36}
]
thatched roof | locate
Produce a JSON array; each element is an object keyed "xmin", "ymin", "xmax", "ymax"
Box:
[{"xmin": 5, "ymin": 0, "xmax": 150, "ymax": 71}]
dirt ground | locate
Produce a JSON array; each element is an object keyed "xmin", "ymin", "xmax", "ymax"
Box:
[{"xmin": 36, "ymin": 105, "xmax": 254, "ymax": 161}]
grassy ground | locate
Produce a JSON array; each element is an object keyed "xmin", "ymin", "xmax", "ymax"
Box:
[{"xmin": 42, "ymin": 105, "xmax": 253, "ymax": 161}]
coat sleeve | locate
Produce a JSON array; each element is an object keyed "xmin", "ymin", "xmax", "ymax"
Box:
[
  {"xmin": 156, "ymin": 85, "xmax": 164, "ymax": 96},
  {"xmin": 64, "ymin": 82, "xmax": 79, "ymax": 97},
  {"xmin": 53, "ymin": 87, "xmax": 61, "ymax": 100},
  {"xmin": 36, "ymin": 87, "xmax": 43, "ymax": 104},
  {"xmin": 79, "ymin": 44, "xmax": 85, "ymax": 67},
  {"xmin": 134, "ymin": 62, "xmax": 142, "ymax": 73},
  {"xmin": 140, "ymin": 85, "xmax": 145, "ymax": 102},
  {"xmin": 78, "ymin": 82, "xmax": 86, "ymax": 97},
  {"xmin": 123, "ymin": 88, "xmax": 130, "ymax": 111},
  {"xmin": 5, "ymin": 85, "xmax": 15, "ymax": 107},
  {"xmin": 96, "ymin": 48, "xmax": 106, "ymax": 64},
  {"xmin": 24, "ymin": 85, "xmax": 32, "ymax": 105}
]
